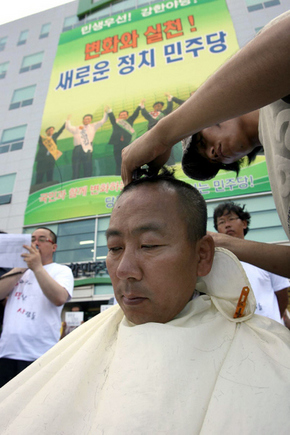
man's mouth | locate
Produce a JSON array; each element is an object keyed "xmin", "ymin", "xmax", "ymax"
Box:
[{"xmin": 122, "ymin": 296, "xmax": 148, "ymax": 306}]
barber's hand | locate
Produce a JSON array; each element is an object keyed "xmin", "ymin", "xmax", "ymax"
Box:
[
  {"xmin": 121, "ymin": 131, "xmax": 172, "ymax": 186},
  {"xmin": 21, "ymin": 245, "xmax": 42, "ymax": 272},
  {"xmin": 207, "ymin": 231, "xmax": 238, "ymax": 250}
]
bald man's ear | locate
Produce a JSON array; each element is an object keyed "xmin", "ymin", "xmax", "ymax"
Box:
[{"xmin": 196, "ymin": 235, "xmax": 215, "ymax": 277}]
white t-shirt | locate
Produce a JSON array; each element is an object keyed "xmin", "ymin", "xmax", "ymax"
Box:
[
  {"xmin": 241, "ymin": 262, "xmax": 289, "ymax": 324},
  {"xmin": 258, "ymin": 11, "xmax": 290, "ymax": 239},
  {"xmin": 0, "ymin": 263, "xmax": 74, "ymax": 361}
]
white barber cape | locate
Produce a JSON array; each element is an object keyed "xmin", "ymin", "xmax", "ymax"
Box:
[{"xmin": 0, "ymin": 248, "xmax": 290, "ymax": 434}]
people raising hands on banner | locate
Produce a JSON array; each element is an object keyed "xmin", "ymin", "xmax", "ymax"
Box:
[
  {"xmin": 65, "ymin": 108, "xmax": 109, "ymax": 179},
  {"xmin": 140, "ymin": 93, "xmax": 173, "ymax": 131},
  {"xmin": 140, "ymin": 93, "xmax": 177, "ymax": 165},
  {"xmin": 35, "ymin": 123, "xmax": 65, "ymax": 186},
  {"xmin": 106, "ymin": 104, "xmax": 141, "ymax": 176}
]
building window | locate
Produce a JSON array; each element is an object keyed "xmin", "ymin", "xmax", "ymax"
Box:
[
  {"xmin": 9, "ymin": 85, "xmax": 36, "ymax": 110},
  {"xmin": 55, "ymin": 219, "xmax": 96, "ymax": 263},
  {"xmin": 17, "ymin": 30, "xmax": 29, "ymax": 46},
  {"xmin": 96, "ymin": 216, "xmax": 110, "ymax": 260},
  {"xmin": 0, "ymin": 36, "xmax": 7, "ymax": 52},
  {"xmin": 246, "ymin": 0, "xmax": 280, "ymax": 11},
  {"xmin": 63, "ymin": 15, "xmax": 79, "ymax": 32},
  {"xmin": 264, "ymin": 0, "xmax": 280, "ymax": 7},
  {"xmin": 20, "ymin": 52, "xmax": 44, "ymax": 73},
  {"xmin": 86, "ymin": 5, "xmax": 111, "ymax": 21},
  {"xmin": 0, "ymin": 173, "xmax": 16, "ymax": 205},
  {"xmin": 0, "ymin": 125, "xmax": 27, "ymax": 154},
  {"xmin": 39, "ymin": 23, "xmax": 51, "ymax": 39},
  {"xmin": 0, "ymin": 62, "xmax": 9, "ymax": 79}
]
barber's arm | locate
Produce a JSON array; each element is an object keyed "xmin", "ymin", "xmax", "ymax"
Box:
[
  {"xmin": 22, "ymin": 245, "xmax": 69, "ymax": 306},
  {"xmin": 121, "ymin": 13, "xmax": 290, "ymax": 185},
  {"xmin": 0, "ymin": 268, "xmax": 27, "ymax": 299},
  {"xmin": 209, "ymin": 232, "xmax": 290, "ymax": 278}
]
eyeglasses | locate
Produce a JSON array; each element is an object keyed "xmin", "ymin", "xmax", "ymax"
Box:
[
  {"xmin": 217, "ymin": 217, "xmax": 240, "ymax": 226},
  {"xmin": 31, "ymin": 236, "xmax": 54, "ymax": 244}
]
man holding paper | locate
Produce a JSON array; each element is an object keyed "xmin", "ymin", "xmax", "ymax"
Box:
[{"xmin": 0, "ymin": 227, "xmax": 74, "ymax": 387}]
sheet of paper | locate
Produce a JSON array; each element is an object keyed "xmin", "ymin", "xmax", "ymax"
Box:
[
  {"xmin": 0, "ymin": 234, "xmax": 32, "ymax": 268},
  {"xmin": 65, "ymin": 311, "xmax": 84, "ymax": 327}
]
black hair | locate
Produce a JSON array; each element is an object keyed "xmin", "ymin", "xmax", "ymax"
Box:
[
  {"xmin": 119, "ymin": 110, "xmax": 129, "ymax": 116},
  {"xmin": 45, "ymin": 126, "xmax": 55, "ymax": 133},
  {"xmin": 118, "ymin": 167, "xmax": 207, "ymax": 242},
  {"xmin": 213, "ymin": 201, "xmax": 251, "ymax": 236},
  {"xmin": 83, "ymin": 114, "xmax": 93, "ymax": 120},
  {"xmin": 34, "ymin": 227, "xmax": 57, "ymax": 244},
  {"xmin": 153, "ymin": 101, "xmax": 164, "ymax": 108},
  {"xmin": 182, "ymin": 133, "xmax": 263, "ymax": 181}
]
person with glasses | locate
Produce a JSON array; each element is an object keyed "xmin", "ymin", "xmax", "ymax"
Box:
[
  {"xmin": 213, "ymin": 202, "xmax": 289, "ymax": 325},
  {"xmin": 0, "ymin": 227, "xmax": 74, "ymax": 387}
]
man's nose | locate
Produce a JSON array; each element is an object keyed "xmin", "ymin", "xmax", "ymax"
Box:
[{"xmin": 116, "ymin": 249, "xmax": 142, "ymax": 281}]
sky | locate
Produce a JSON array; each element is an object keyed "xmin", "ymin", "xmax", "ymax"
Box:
[{"xmin": 0, "ymin": 0, "xmax": 73, "ymax": 26}]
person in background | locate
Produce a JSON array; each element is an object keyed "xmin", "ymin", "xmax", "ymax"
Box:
[
  {"xmin": 60, "ymin": 304, "xmax": 84, "ymax": 339},
  {"xmin": 0, "ymin": 227, "xmax": 74, "ymax": 387},
  {"xmin": 0, "ymin": 231, "xmax": 10, "ymax": 335},
  {"xmin": 213, "ymin": 202, "xmax": 289, "ymax": 324}
]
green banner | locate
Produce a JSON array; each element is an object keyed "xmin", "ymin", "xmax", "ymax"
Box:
[{"xmin": 25, "ymin": 0, "xmax": 269, "ymax": 226}]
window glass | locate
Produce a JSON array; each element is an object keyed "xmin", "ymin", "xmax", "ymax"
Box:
[
  {"xmin": 0, "ymin": 173, "xmax": 16, "ymax": 195},
  {"xmin": 20, "ymin": 52, "xmax": 44, "ymax": 72},
  {"xmin": 86, "ymin": 5, "xmax": 111, "ymax": 21},
  {"xmin": 10, "ymin": 85, "xmax": 36, "ymax": 105},
  {"xmin": 0, "ymin": 173, "xmax": 16, "ymax": 205},
  {"xmin": 94, "ymin": 285, "xmax": 113, "ymax": 295},
  {"xmin": 58, "ymin": 219, "xmax": 95, "ymax": 236},
  {"xmin": 111, "ymin": 0, "xmax": 124, "ymax": 14},
  {"xmin": 17, "ymin": 30, "xmax": 28, "ymax": 45},
  {"xmin": 0, "ymin": 36, "xmax": 7, "ymax": 51},
  {"xmin": 264, "ymin": 0, "xmax": 280, "ymax": 6},
  {"xmin": 63, "ymin": 15, "xmax": 78, "ymax": 30},
  {"xmin": 96, "ymin": 216, "xmax": 110, "ymax": 260},
  {"xmin": 0, "ymin": 61, "xmax": 9, "ymax": 79},
  {"xmin": 40, "ymin": 23, "xmax": 51, "ymax": 38},
  {"xmin": 0, "ymin": 125, "xmax": 27, "ymax": 153},
  {"xmin": 1, "ymin": 125, "xmax": 27, "ymax": 143},
  {"xmin": 55, "ymin": 219, "xmax": 96, "ymax": 263},
  {"xmin": 122, "ymin": 0, "xmax": 136, "ymax": 11}
]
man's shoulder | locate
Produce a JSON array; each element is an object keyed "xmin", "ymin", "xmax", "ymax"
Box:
[{"xmin": 44, "ymin": 262, "xmax": 73, "ymax": 275}]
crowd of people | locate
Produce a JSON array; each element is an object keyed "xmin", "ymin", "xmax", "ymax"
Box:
[{"xmin": 0, "ymin": 10, "xmax": 289, "ymax": 434}]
